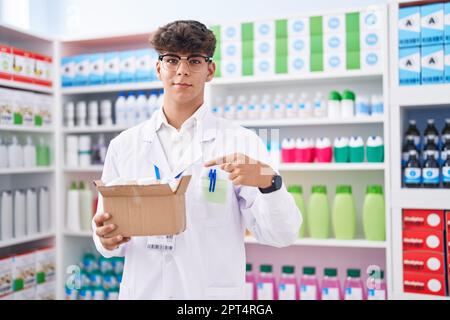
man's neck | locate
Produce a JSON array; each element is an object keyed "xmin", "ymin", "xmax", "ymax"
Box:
[{"xmin": 162, "ymin": 96, "xmax": 204, "ymax": 130}]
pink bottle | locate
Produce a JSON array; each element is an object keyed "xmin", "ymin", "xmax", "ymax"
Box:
[
  {"xmin": 344, "ymin": 269, "xmax": 366, "ymax": 300},
  {"xmin": 257, "ymin": 264, "xmax": 277, "ymax": 300},
  {"xmin": 315, "ymin": 137, "xmax": 333, "ymax": 163},
  {"xmin": 281, "ymin": 138, "xmax": 296, "ymax": 163},
  {"xmin": 245, "ymin": 263, "xmax": 257, "ymax": 300},
  {"xmin": 299, "ymin": 266, "xmax": 320, "ymax": 300},
  {"xmin": 321, "ymin": 268, "xmax": 342, "ymax": 300},
  {"xmin": 295, "ymin": 138, "xmax": 314, "ymax": 163},
  {"xmin": 367, "ymin": 270, "xmax": 387, "ymax": 300},
  {"xmin": 278, "ymin": 265, "xmax": 299, "ymax": 300}
]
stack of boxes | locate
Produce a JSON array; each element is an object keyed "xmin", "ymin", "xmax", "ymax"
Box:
[
  {"xmin": 0, "ymin": 246, "xmax": 56, "ymax": 300},
  {"xmin": 398, "ymin": 2, "xmax": 450, "ymax": 85},
  {"xmin": 210, "ymin": 7, "xmax": 383, "ymax": 78},
  {"xmin": 402, "ymin": 209, "xmax": 449, "ymax": 297},
  {"xmin": 0, "ymin": 44, "xmax": 52, "ymax": 87}
]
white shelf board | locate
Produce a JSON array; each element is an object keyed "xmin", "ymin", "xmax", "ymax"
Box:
[
  {"xmin": 211, "ymin": 70, "xmax": 382, "ymax": 87},
  {"xmin": 63, "ymin": 125, "xmax": 129, "ymax": 134},
  {"xmin": 64, "ymin": 230, "xmax": 93, "ymax": 238},
  {"xmin": 395, "ymin": 292, "xmax": 450, "ymax": 301},
  {"xmin": 0, "ymin": 78, "xmax": 53, "ymax": 94},
  {"xmin": 391, "ymin": 189, "xmax": 450, "ymax": 210},
  {"xmin": 0, "ymin": 125, "xmax": 54, "ymax": 133},
  {"xmin": 394, "ymin": 85, "xmax": 450, "ymax": 107},
  {"xmin": 64, "ymin": 166, "xmax": 103, "ymax": 173},
  {"xmin": 278, "ymin": 162, "xmax": 385, "ymax": 172},
  {"xmin": 236, "ymin": 116, "xmax": 385, "ymax": 127},
  {"xmin": 61, "ymin": 81, "xmax": 163, "ymax": 94},
  {"xmin": 0, "ymin": 22, "xmax": 53, "ymax": 44},
  {"xmin": 0, "ymin": 232, "xmax": 55, "ymax": 249},
  {"xmin": 0, "ymin": 166, "xmax": 54, "ymax": 175},
  {"xmin": 244, "ymin": 236, "xmax": 386, "ymax": 249}
]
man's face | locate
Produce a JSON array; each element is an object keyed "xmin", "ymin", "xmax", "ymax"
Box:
[{"xmin": 156, "ymin": 52, "xmax": 216, "ymax": 104}]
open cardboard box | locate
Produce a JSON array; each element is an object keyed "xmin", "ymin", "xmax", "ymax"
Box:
[{"xmin": 93, "ymin": 176, "xmax": 191, "ymax": 237}]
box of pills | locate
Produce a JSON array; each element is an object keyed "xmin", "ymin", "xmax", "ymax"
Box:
[
  {"xmin": 421, "ymin": 3, "xmax": 444, "ymax": 45},
  {"xmin": 403, "ymin": 251, "xmax": 446, "ymax": 275},
  {"xmin": 403, "ymin": 271, "xmax": 446, "ymax": 296},
  {"xmin": 361, "ymin": 29, "xmax": 381, "ymax": 51},
  {"xmin": 324, "ymin": 13, "xmax": 345, "ymax": 34},
  {"xmin": 362, "ymin": 49, "xmax": 381, "ymax": 71},
  {"xmin": 119, "ymin": 50, "xmax": 136, "ymax": 83},
  {"xmin": 403, "ymin": 229, "xmax": 445, "ymax": 253},
  {"xmin": 399, "ymin": 6, "xmax": 421, "ymax": 48},
  {"xmin": 0, "ymin": 45, "xmax": 12, "ymax": 80},
  {"xmin": 254, "ymin": 20, "xmax": 275, "ymax": 40},
  {"xmin": 36, "ymin": 281, "xmax": 55, "ymax": 300},
  {"xmin": 104, "ymin": 52, "xmax": 120, "ymax": 83},
  {"xmin": 445, "ymin": 3, "xmax": 450, "ymax": 43},
  {"xmin": 421, "ymin": 44, "xmax": 444, "ymax": 84},
  {"xmin": 33, "ymin": 53, "xmax": 52, "ymax": 87},
  {"xmin": 254, "ymin": 57, "xmax": 275, "ymax": 76},
  {"xmin": 399, "ymin": 46, "xmax": 420, "ymax": 85},
  {"xmin": 288, "ymin": 54, "xmax": 309, "ymax": 74},
  {"xmin": 35, "ymin": 247, "xmax": 55, "ymax": 284},
  {"xmin": 13, "ymin": 286, "xmax": 36, "ymax": 300},
  {"xmin": 254, "ymin": 40, "xmax": 275, "ymax": 59},
  {"xmin": 324, "ymin": 33, "xmax": 345, "ymax": 53},
  {"xmin": 61, "ymin": 56, "xmax": 75, "ymax": 87},
  {"xmin": 12, "ymin": 251, "xmax": 36, "ymax": 292},
  {"xmin": 73, "ymin": 54, "xmax": 89, "ymax": 86},
  {"xmin": 445, "ymin": 44, "xmax": 450, "ymax": 82},
  {"xmin": 288, "ymin": 37, "xmax": 309, "ymax": 56},
  {"xmin": 88, "ymin": 53, "xmax": 104, "ymax": 85},
  {"xmin": 288, "ymin": 17, "xmax": 309, "ymax": 38},
  {"xmin": 0, "ymin": 256, "xmax": 13, "ymax": 299},
  {"xmin": 324, "ymin": 51, "xmax": 345, "ymax": 73},
  {"xmin": 222, "ymin": 41, "xmax": 242, "ymax": 61},
  {"xmin": 221, "ymin": 23, "xmax": 242, "ymax": 43},
  {"xmin": 135, "ymin": 49, "xmax": 153, "ymax": 82},
  {"xmin": 221, "ymin": 59, "xmax": 242, "ymax": 77},
  {"xmin": 361, "ymin": 8, "xmax": 383, "ymax": 30},
  {"xmin": 12, "ymin": 47, "xmax": 34, "ymax": 84},
  {"xmin": 403, "ymin": 209, "xmax": 445, "ymax": 231}
]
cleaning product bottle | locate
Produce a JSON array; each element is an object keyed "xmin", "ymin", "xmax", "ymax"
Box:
[
  {"xmin": 38, "ymin": 187, "xmax": 51, "ymax": 232},
  {"xmin": 1, "ymin": 191, "xmax": 13, "ymax": 240},
  {"xmin": 367, "ymin": 270, "xmax": 387, "ymax": 300},
  {"xmin": 422, "ymin": 152, "xmax": 440, "ymax": 188},
  {"xmin": 349, "ymin": 136, "xmax": 365, "ymax": 163},
  {"xmin": 257, "ymin": 264, "xmax": 277, "ymax": 300},
  {"xmin": 443, "ymin": 154, "xmax": 450, "ymax": 188},
  {"xmin": 23, "ymin": 136, "xmax": 36, "ymax": 167},
  {"xmin": 26, "ymin": 188, "xmax": 38, "ymax": 235},
  {"xmin": 344, "ymin": 269, "xmax": 366, "ymax": 300},
  {"xmin": 333, "ymin": 137, "xmax": 350, "ymax": 163},
  {"xmin": 14, "ymin": 190, "xmax": 26, "ymax": 238},
  {"xmin": 404, "ymin": 150, "xmax": 422, "ymax": 188},
  {"xmin": 115, "ymin": 93, "xmax": 127, "ymax": 126},
  {"xmin": 341, "ymin": 90, "xmax": 355, "ymax": 118},
  {"xmin": 307, "ymin": 185, "xmax": 330, "ymax": 239},
  {"xmin": 8, "ymin": 135, "xmax": 24, "ymax": 168},
  {"xmin": 125, "ymin": 92, "xmax": 137, "ymax": 126},
  {"xmin": 366, "ymin": 136, "xmax": 384, "ymax": 163},
  {"xmin": 278, "ymin": 266, "xmax": 299, "ymax": 300},
  {"xmin": 321, "ymin": 268, "xmax": 342, "ymax": 300},
  {"xmin": 281, "ymin": 138, "xmax": 296, "ymax": 163},
  {"xmin": 79, "ymin": 182, "xmax": 93, "ymax": 231},
  {"xmin": 295, "ymin": 138, "xmax": 310, "ymax": 163},
  {"xmin": 315, "ymin": 137, "xmax": 332, "ymax": 163},
  {"xmin": 332, "ymin": 185, "xmax": 356, "ymax": 240},
  {"xmin": 245, "ymin": 263, "xmax": 257, "ymax": 300},
  {"xmin": 299, "ymin": 266, "xmax": 320, "ymax": 300},
  {"xmin": 287, "ymin": 185, "xmax": 306, "ymax": 238},
  {"xmin": 363, "ymin": 185, "xmax": 385, "ymax": 241},
  {"xmin": 0, "ymin": 137, "xmax": 8, "ymax": 168},
  {"xmin": 67, "ymin": 182, "xmax": 80, "ymax": 231},
  {"xmin": 327, "ymin": 91, "xmax": 341, "ymax": 118}
]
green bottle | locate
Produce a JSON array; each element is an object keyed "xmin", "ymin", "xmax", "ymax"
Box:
[
  {"xmin": 36, "ymin": 138, "xmax": 50, "ymax": 166},
  {"xmin": 363, "ymin": 185, "xmax": 385, "ymax": 241},
  {"xmin": 332, "ymin": 185, "xmax": 356, "ymax": 240},
  {"xmin": 307, "ymin": 185, "xmax": 330, "ymax": 239},
  {"xmin": 288, "ymin": 185, "xmax": 307, "ymax": 238}
]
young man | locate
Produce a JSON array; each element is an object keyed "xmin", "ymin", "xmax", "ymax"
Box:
[{"xmin": 92, "ymin": 20, "xmax": 302, "ymax": 299}]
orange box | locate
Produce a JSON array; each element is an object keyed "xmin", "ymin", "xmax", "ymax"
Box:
[
  {"xmin": 403, "ymin": 251, "xmax": 446, "ymax": 275},
  {"xmin": 403, "ymin": 271, "xmax": 446, "ymax": 297},
  {"xmin": 403, "ymin": 229, "xmax": 445, "ymax": 253},
  {"xmin": 403, "ymin": 209, "xmax": 445, "ymax": 231},
  {"xmin": 0, "ymin": 44, "xmax": 13, "ymax": 80}
]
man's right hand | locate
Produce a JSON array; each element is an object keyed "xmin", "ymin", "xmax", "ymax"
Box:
[{"xmin": 94, "ymin": 213, "xmax": 130, "ymax": 251}]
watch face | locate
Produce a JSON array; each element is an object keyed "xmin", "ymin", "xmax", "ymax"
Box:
[{"xmin": 274, "ymin": 175, "xmax": 282, "ymax": 190}]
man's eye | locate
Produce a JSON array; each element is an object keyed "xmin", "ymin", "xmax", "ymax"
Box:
[
  {"xmin": 189, "ymin": 59, "xmax": 202, "ymax": 65},
  {"xmin": 167, "ymin": 59, "xmax": 179, "ymax": 64}
]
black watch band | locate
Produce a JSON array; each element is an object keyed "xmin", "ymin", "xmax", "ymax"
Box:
[{"xmin": 258, "ymin": 174, "xmax": 282, "ymax": 194}]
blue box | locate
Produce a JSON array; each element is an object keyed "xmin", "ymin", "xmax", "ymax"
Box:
[
  {"xmin": 421, "ymin": 3, "xmax": 444, "ymax": 45},
  {"xmin": 445, "ymin": 44, "xmax": 450, "ymax": 82},
  {"xmin": 88, "ymin": 53, "xmax": 104, "ymax": 85},
  {"xmin": 119, "ymin": 50, "xmax": 136, "ymax": 83},
  {"xmin": 61, "ymin": 56, "xmax": 75, "ymax": 87},
  {"xmin": 399, "ymin": 46, "xmax": 421, "ymax": 86},
  {"xmin": 399, "ymin": 6, "xmax": 421, "ymax": 48},
  {"xmin": 73, "ymin": 54, "xmax": 89, "ymax": 86},
  {"xmin": 445, "ymin": 3, "xmax": 450, "ymax": 43},
  {"xmin": 104, "ymin": 52, "xmax": 119, "ymax": 84},
  {"xmin": 421, "ymin": 44, "xmax": 444, "ymax": 84},
  {"xmin": 135, "ymin": 49, "xmax": 153, "ymax": 82}
]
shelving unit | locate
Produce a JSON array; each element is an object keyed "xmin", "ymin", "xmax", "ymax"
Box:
[
  {"xmin": 0, "ymin": 125, "xmax": 54, "ymax": 133},
  {"xmin": 0, "ymin": 167, "xmax": 55, "ymax": 175},
  {"xmin": 244, "ymin": 236, "xmax": 387, "ymax": 249},
  {"xmin": 0, "ymin": 232, "xmax": 55, "ymax": 249}
]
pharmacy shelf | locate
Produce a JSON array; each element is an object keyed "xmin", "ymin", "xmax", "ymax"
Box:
[
  {"xmin": 395, "ymin": 292, "xmax": 450, "ymax": 301},
  {"xmin": 0, "ymin": 232, "xmax": 55, "ymax": 249},
  {"xmin": 0, "ymin": 167, "xmax": 55, "ymax": 175},
  {"xmin": 0, "ymin": 78, "xmax": 53, "ymax": 94},
  {"xmin": 64, "ymin": 166, "xmax": 103, "ymax": 173},
  {"xmin": 61, "ymin": 81, "xmax": 163, "ymax": 95},
  {"xmin": 391, "ymin": 189, "xmax": 450, "ymax": 210},
  {"xmin": 64, "ymin": 230, "xmax": 93, "ymax": 238},
  {"xmin": 278, "ymin": 162, "xmax": 385, "ymax": 172},
  {"xmin": 62, "ymin": 125, "xmax": 129, "ymax": 134},
  {"xmin": 244, "ymin": 236, "xmax": 386, "ymax": 249},
  {"xmin": 211, "ymin": 70, "xmax": 382, "ymax": 87},
  {"xmin": 394, "ymin": 85, "xmax": 450, "ymax": 108},
  {"xmin": 0, "ymin": 125, "xmax": 54, "ymax": 133},
  {"xmin": 236, "ymin": 116, "xmax": 385, "ymax": 127}
]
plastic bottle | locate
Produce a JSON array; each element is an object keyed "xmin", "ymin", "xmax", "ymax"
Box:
[
  {"xmin": 8, "ymin": 136, "xmax": 24, "ymax": 168},
  {"xmin": 136, "ymin": 92, "xmax": 148, "ymax": 124},
  {"xmin": 366, "ymin": 136, "xmax": 384, "ymax": 163},
  {"xmin": 402, "ymin": 136, "xmax": 418, "ymax": 167},
  {"xmin": 78, "ymin": 135, "xmax": 92, "ymax": 167},
  {"xmin": 114, "ymin": 93, "xmax": 127, "ymax": 126},
  {"xmin": 147, "ymin": 93, "xmax": 158, "ymax": 119},
  {"xmin": 223, "ymin": 95, "xmax": 236, "ymax": 120},
  {"xmin": 281, "ymin": 138, "xmax": 296, "ymax": 163},
  {"xmin": 14, "ymin": 190, "xmax": 26, "ymax": 238},
  {"xmin": 299, "ymin": 267, "xmax": 320, "ymax": 300},
  {"xmin": 349, "ymin": 136, "xmax": 365, "ymax": 163},
  {"xmin": 285, "ymin": 93, "xmax": 297, "ymax": 118},
  {"xmin": 26, "ymin": 188, "xmax": 38, "ymax": 235},
  {"xmin": 327, "ymin": 91, "xmax": 341, "ymax": 118},
  {"xmin": 422, "ymin": 153, "xmax": 440, "ymax": 188},
  {"xmin": 363, "ymin": 185, "xmax": 385, "ymax": 241},
  {"xmin": 211, "ymin": 97, "xmax": 223, "ymax": 118},
  {"xmin": 76, "ymin": 101, "xmax": 87, "ymax": 127},
  {"xmin": 404, "ymin": 150, "xmax": 422, "ymax": 188},
  {"xmin": 1, "ymin": 191, "xmax": 13, "ymax": 240},
  {"xmin": 321, "ymin": 268, "xmax": 342, "ymax": 300},
  {"xmin": 92, "ymin": 134, "xmax": 107, "ymax": 165},
  {"xmin": 245, "ymin": 263, "xmax": 257, "ymax": 300},
  {"xmin": 315, "ymin": 137, "xmax": 332, "ymax": 163},
  {"xmin": 156, "ymin": 91, "xmax": 164, "ymax": 113},
  {"xmin": 367, "ymin": 270, "xmax": 387, "ymax": 300},
  {"xmin": 260, "ymin": 94, "xmax": 272, "ymax": 119},
  {"xmin": 0, "ymin": 137, "xmax": 8, "ymax": 168},
  {"xmin": 441, "ymin": 118, "xmax": 450, "ymax": 145},
  {"xmin": 344, "ymin": 269, "xmax": 365, "ymax": 300},
  {"xmin": 424, "ymin": 119, "xmax": 439, "ymax": 145},
  {"xmin": 88, "ymin": 101, "xmax": 99, "ymax": 127},
  {"xmin": 38, "ymin": 187, "xmax": 51, "ymax": 232},
  {"xmin": 36, "ymin": 137, "xmax": 50, "ymax": 166},
  {"xmin": 341, "ymin": 90, "xmax": 355, "ymax": 118},
  {"xmin": 332, "ymin": 185, "xmax": 356, "ymax": 240},
  {"xmin": 67, "ymin": 182, "xmax": 80, "ymax": 231},
  {"xmin": 313, "ymin": 92, "xmax": 326, "ymax": 117},
  {"xmin": 269, "ymin": 141, "xmax": 281, "ymax": 169},
  {"xmin": 236, "ymin": 95, "xmax": 248, "ymax": 120},
  {"xmin": 442, "ymin": 154, "xmax": 450, "ymax": 188},
  {"xmin": 333, "ymin": 137, "xmax": 350, "ymax": 163},
  {"xmin": 423, "ymin": 136, "xmax": 439, "ymax": 163},
  {"xmin": 307, "ymin": 185, "xmax": 330, "ymax": 239},
  {"xmin": 125, "ymin": 92, "xmax": 137, "ymax": 126},
  {"xmin": 298, "ymin": 93, "xmax": 312, "ymax": 119},
  {"xmin": 287, "ymin": 185, "xmax": 306, "ymax": 238},
  {"xmin": 79, "ymin": 182, "xmax": 93, "ymax": 231},
  {"xmin": 404, "ymin": 119, "xmax": 421, "ymax": 149},
  {"xmin": 273, "ymin": 94, "xmax": 285, "ymax": 119},
  {"xmin": 370, "ymin": 94, "xmax": 384, "ymax": 116},
  {"xmin": 355, "ymin": 95, "xmax": 370, "ymax": 117},
  {"xmin": 65, "ymin": 101, "xmax": 75, "ymax": 127},
  {"xmin": 295, "ymin": 138, "xmax": 313, "ymax": 163},
  {"xmin": 23, "ymin": 136, "xmax": 36, "ymax": 167},
  {"xmin": 100, "ymin": 100, "xmax": 113, "ymax": 126},
  {"xmin": 278, "ymin": 266, "xmax": 299, "ymax": 300},
  {"xmin": 440, "ymin": 139, "xmax": 450, "ymax": 166},
  {"xmin": 257, "ymin": 264, "xmax": 277, "ymax": 300},
  {"xmin": 247, "ymin": 95, "xmax": 260, "ymax": 119}
]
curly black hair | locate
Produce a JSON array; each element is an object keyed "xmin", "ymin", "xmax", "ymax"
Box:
[{"xmin": 150, "ymin": 20, "xmax": 216, "ymax": 57}]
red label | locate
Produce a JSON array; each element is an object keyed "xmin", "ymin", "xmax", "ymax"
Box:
[
  {"xmin": 403, "ymin": 271, "xmax": 446, "ymax": 296},
  {"xmin": 403, "ymin": 229, "xmax": 444, "ymax": 253},
  {"xmin": 403, "ymin": 251, "xmax": 445, "ymax": 275},
  {"xmin": 403, "ymin": 209, "xmax": 445, "ymax": 231}
]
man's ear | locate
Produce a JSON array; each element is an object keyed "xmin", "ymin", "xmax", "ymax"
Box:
[
  {"xmin": 156, "ymin": 60, "xmax": 162, "ymax": 81},
  {"xmin": 205, "ymin": 61, "xmax": 216, "ymax": 82}
]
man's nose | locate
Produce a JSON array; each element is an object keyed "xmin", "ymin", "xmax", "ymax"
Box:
[{"xmin": 177, "ymin": 59, "xmax": 190, "ymax": 75}]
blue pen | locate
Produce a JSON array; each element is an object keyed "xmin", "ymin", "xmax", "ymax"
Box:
[
  {"xmin": 154, "ymin": 165, "xmax": 160, "ymax": 180},
  {"xmin": 212, "ymin": 169, "xmax": 217, "ymax": 192},
  {"xmin": 208, "ymin": 169, "xmax": 213, "ymax": 192}
]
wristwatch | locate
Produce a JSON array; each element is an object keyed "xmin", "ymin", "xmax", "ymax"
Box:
[{"xmin": 258, "ymin": 174, "xmax": 283, "ymax": 194}]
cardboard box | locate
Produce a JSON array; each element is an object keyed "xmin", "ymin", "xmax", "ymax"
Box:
[
  {"xmin": 13, "ymin": 286, "xmax": 36, "ymax": 300},
  {"xmin": 12, "ymin": 251, "xmax": 36, "ymax": 292},
  {"xmin": 399, "ymin": 6, "xmax": 421, "ymax": 48},
  {"xmin": 33, "ymin": 53, "xmax": 52, "ymax": 87},
  {"xmin": 403, "ymin": 251, "xmax": 445, "ymax": 275},
  {"xmin": 36, "ymin": 281, "xmax": 55, "ymax": 300},
  {"xmin": 221, "ymin": 59, "xmax": 242, "ymax": 77},
  {"xmin": 0, "ymin": 45, "xmax": 13, "ymax": 80},
  {"xmin": 288, "ymin": 17, "xmax": 309, "ymax": 38},
  {"xmin": 323, "ymin": 13, "xmax": 345, "ymax": 34},
  {"xmin": 73, "ymin": 54, "xmax": 89, "ymax": 86},
  {"xmin": 61, "ymin": 56, "xmax": 76, "ymax": 87},
  {"xmin": 94, "ymin": 176, "xmax": 191, "ymax": 237},
  {"xmin": 88, "ymin": 53, "xmax": 104, "ymax": 85},
  {"xmin": 11, "ymin": 47, "xmax": 34, "ymax": 84},
  {"xmin": 403, "ymin": 209, "xmax": 445, "ymax": 231},
  {"xmin": 104, "ymin": 52, "xmax": 120, "ymax": 83},
  {"xmin": 399, "ymin": 46, "xmax": 421, "ymax": 85},
  {"xmin": 222, "ymin": 41, "xmax": 242, "ymax": 61},
  {"xmin": 445, "ymin": 44, "xmax": 450, "ymax": 83},
  {"xmin": 403, "ymin": 229, "xmax": 445, "ymax": 253},
  {"xmin": 0, "ymin": 256, "xmax": 13, "ymax": 299},
  {"xmin": 221, "ymin": 23, "xmax": 242, "ymax": 43},
  {"xmin": 421, "ymin": 3, "xmax": 444, "ymax": 46},
  {"xmin": 403, "ymin": 271, "xmax": 446, "ymax": 296},
  {"xmin": 35, "ymin": 247, "xmax": 55, "ymax": 284},
  {"xmin": 421, "ymin": 44, "xmax": 444, "ymax": 84},
  {"xmin": 119, "ymin": 50, "xmax": 136, "ymax": 83}
]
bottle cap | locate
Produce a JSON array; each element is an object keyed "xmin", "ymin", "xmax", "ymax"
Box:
[
  {"xmin": 324, "ymin": 268, "xmax": 337, "ymax": 277},
  {"xmin": 312, "ymin": 185, "xmax": 327, "ymax": 194},
  {"xmin": 336, "ymin": 185, "xmax": 352, "ymax": 194},
  {"xmin": 303, "ymin": 267, "xmax": 316, "ymax": 275},
  {"xmin": 260, "ymin": 265, "xmax": 272, "ymax": 273},
  {"xmin": 246, "ymin": 263, "xmax": 252, "ymax": 272},
  {"xmin": 328, "ymin": 91, "xmax": 342, "ymax": 101},
  {"xmin": 347, "ymin": 269, "xmax": 361, "ymax": 278},
  {"xmin": 366, "ymin": 185, "xmax": 383, "ymax": 194},
  {"xmin": 288, "ymin": 185, "xmax": 303, "ymax": 194},
  {"xmin": 342, "ymin": 90, "xmax": 355, "ymax": 101},
  {"xmin": 282, "ymin": 266, "xmax": 295, "ymax": 274}
]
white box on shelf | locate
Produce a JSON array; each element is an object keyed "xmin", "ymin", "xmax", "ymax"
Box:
[
  {"xmin": 360, "ymin": 8, "xmax": 383, "ymax": 30},
  {"xmin": 221, "ymin": 23, "xmax": 241, "ymax": 43},
  {"xmin": 61, "ymin": 56, "xmax": 76, "ymax": 87},
  {"xmin": 324, "ymin": 13, "xmax": 345, "ymax": 34},
  {"xmin": 135, "ymin": 48, "xmax": 154, "ymax": 82},
  {"xmin": 0, "ymin": 45, "xmax": 12, "ymax": 79},
  {"xmin": 12, "ymin": 47, "xmax": 34, "ymax": 83},
  {"xmin": 399, "ymin": 46, "xmax": 420, "ymax": 86},
  {"xmin": 13, "ymin": 286, "xmax": 36, "ymax": 300},
  {"xmin": 288, "ymin": 17, "xmax": 309, "ymax": 37},
  {"xmin": 361, "ymin": 49, "xmax": 382, "ymax": 71},
  {"xmin": 36, "ymin": 281, "xmax": 55, "ymax": 300},
  {"xmin": 221, "ymin": 59, "xmax": 242, "ymax": 77},
  {"xmin": 288, "ymin": 54, "xmax": 309, "ymax": 74},
  {"xmin": 445, "ymin": 44, "xmax": 450, "ymax": 83},
  {"xmin": 254, "ymin": 57, "xmax": 275, "ymax": 76},
  {"xmin": 221, "ymin": 41, "xmax": 242, "ymax": 61},
  {"xmin": 361, "ymin": 28, "xmax": 382, "ymax": 51},
  {"xmin": 254, "ymin": 40, "xmax": 275, "ymax": 59},
  {"xmin": 104, "ymin": 52, "xmax": 120, "ymax": 83},
  {"xmin": 88, "ymin": 53, "xmax": 104, "ymax": 85},
  {"xmin": 421, "ymin": 3, "xmax": 444, "ymax": 46},
  {"xmin": 288, "ymin": 36, "xmax": 309, "ymax": 56},
  {"xmin": 73, "ymin": 55, "xmax": 89, "ymax": 86},
  {"xmin": 0, "ymin": 256, "xmax": 13, "ymax": 299},
  {"xmin": 398, "ymin": 6, "xmax": 421, "ymax": 48},
  {"xmin": 324, "ymin": 51, "xmax": 345, "ymax": 72},
  {"xmin": 324, "ymin": 33, "xmax": 345, "ymax": 53},
  {"xmin": 445, "ymin": 2, "xmax": 450, "ymax": 44},
  {"xmin": 35, "ymin": 247, "xmax": 55, "ymax": 283},
  {"xmin": 421, "ymin": 44, "xmax": 444, "ymax": 84},
  {"xmin": 119, "ymin": 51, "xmax": 136, "ymax": 83},
  {"xmin": 254, "ymin": 20, "xmax": 275, "ymax": 40}
]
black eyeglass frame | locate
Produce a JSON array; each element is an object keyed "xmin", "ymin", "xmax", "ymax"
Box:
[{"xmin": 158, "ymin": 53, "xmax": 213, "ymax": 64}]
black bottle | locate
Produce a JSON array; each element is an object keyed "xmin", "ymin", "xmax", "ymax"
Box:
[
  {"xmin": 441, "ymin": 118, "xmax": 450, "ymax": 144},
  {"xmin": 424, "ymin": 119, "xmax": 439, "ymax": 145},
  {"xmin": 404, "ymin": 150, "xmax": 422, "ymax": 188},
  {"xmin": 404, "ymin": 119, "xmax": 421, "ymax": 148},
  {"xmin": 423, "ymin": 135, "xmax": 439, "ymax": 163},
  {"xmin": 440, "ymin": 139, "xmax": 450, "ymax": 165},
  {"xmin": 422, "ymin": 152, "xmax": 440, "ymax": 188},
  {"xmin": 443, "ymin": 153, "xmax": 450, "ymax": 188},
  {"xmin": 402, "ymin": 136, "xmax": 418, "ymax": 167}
]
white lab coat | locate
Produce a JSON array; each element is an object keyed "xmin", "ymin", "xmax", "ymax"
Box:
[{"xmin": 92, "ymin": 109, "xmax": 302, "ymax": 299}]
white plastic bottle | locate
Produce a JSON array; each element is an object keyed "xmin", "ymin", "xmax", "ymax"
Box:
[
  {"xmin": 327, "ymin": 91, "xmax": 341, "ymax": 119},
  {"xmin": 269, "ymin": 140, "xmax": 281, "ymax": 170},
  {"xmin": 8, "ymin": 136, "xmax": 24, "ymax": 168},
  {"xmin": 14, "ymin": 190, "xmax": 26, "ymax": 238},
  {"xmin": 78, "ymin": 135, "xmax": 92, "ymax": 167},
  {"xmin": 370, "ymin": 95, "xmax": 384, "ymax": 116},
  {"xmin": 355, "ymin": 95, "xmax": 370, "ymax": 117},
  {"xmin": 136, "ymin": 91, "xmax": 148, "ymax": 124},
  {"xmin": 66, "ymin": 135, "xmax": 79, "ymax": 167},
  {"xmin": 211, "ymin": 97, "xmax": 224, "ymax": 118},
  {"xmin": 67, "ymin": 182, "xmax": 80, "ymax": 232},
  {"xmin": 100, "ymin": 100, "xmax": 113, "ymax": 126},
  {"xmin": 76, "ymin": 101, "xmax": 87, "ymax": 127},
  {"xmin": 341, "ymin": 90, "xmax": 355, "ymax": 118},
  {"xmin": 298, "ymin": 93, "xmax": 312, "ymax": 119},
  {"xmin": 26, "ymin": 188, "xmax": 38, "ymax": 235},
  {"xmin": 79, "ymin": 182, "xmax": 93, "ymax": 231},
  {"xmin": 156, "ymin": 91, "xmax": 164, "ymax": 114},
  {"xmin": 114, "ymin": 93, "xmax": 127, "ymax": 126},
  {"xmin": 285, "ymin": 93, "xmax": 297, "ymax": 118},
  {"xmin": 247, "ymin": 94, "xmax": 260, "ymax": 120},
  {"xmin": 147, "ymin": 93, "xmax": 158, "ymax": 119},
  {"xmin": 223, "ymin": 95, "xmax": 236, "ymax": 120},
  {"xmin": 313, "ymin": 92, "xmax": 327, "ymax": 117},
  {"xmin": 65, "ymin": 101, "xmax": 75, "ymax": 127},
  {"xmin": 126, "ymin": 92, "xmax": 137, "ymax": 126},
  {"xmin": 88, "ymin": 101, "xmax": 99, "ymax": 127},
  {"xmin": 0, "ymin": 137, "xmax": 9, "ymax": 168},
  {"xmin": 260, "ymin": 94, "xmax": 272, "ymax": 119},
  {"xmin": 273, "ymin": 94, "xmax": 286, "ymax": 119},
  {"xmin": 23, "ymin": 136, "xmax": 37, "ymax": 167},
  {"xmin": 38, "ymin": 187, "xmax": 50, "ymax": 232},
  {"xmin": 92, "ymin": 134, "xmax": 107, "ymax": 165},
  {"xmin": 236, "ymin": 95, "xmax": 248, "ymax": 120},
  {"xmin": 1, "ymin": 191, "xmax": 13, "ymax": 240}
]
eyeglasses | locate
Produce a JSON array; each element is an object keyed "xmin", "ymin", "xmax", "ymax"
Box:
[{"xmin": 158, "ymin": 53, "xmax": 212, "ymax": 73}]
